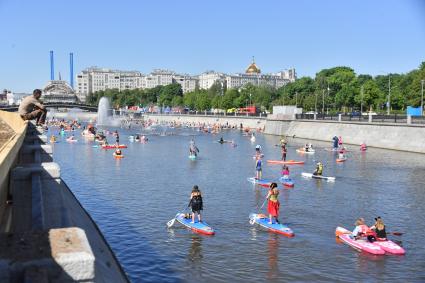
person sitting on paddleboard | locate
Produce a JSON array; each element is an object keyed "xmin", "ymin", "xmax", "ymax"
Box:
[
  {"xmin": 370, "ymin": 217, "xmax": 387, "ymax": 240},
  {"xmin": 135, "ymin": 134, "xmax": 140, "ymax": 142},
  {"xmin": 114, "ymin": 149, "xmax": 122, "ymax": 156},
  {"xmin": 267, "ymin": 182, "xmax": 280, "ymax": 224},
  {"xmin": 281, "ymin": 165, "xmax": 290, "ymax": 179},
  {"xmin": 313, "ymin": 162, "xmax": 323, "ymax": 176},
  {"xmin": 360, "ymin": 142, "xmax": 367, "ymax": 151},
  {"xmin": 188, "ymin": 185, "xmax": 203, "ymax": 223},
  {"xmin": 219, "ymin": 137, "xmax": 224, "ymax": 144},
  {"xmin": 281, "ymin": 144, "xmax": 287, "ymax": 161},
  {"xmin": 255, "ymin": 158, "xmax": 262, "ymax": 180},
  {"xmin": 352, "ymin": 218, "xmax": 376, "ymax": 242},
  {"xmin": 338, "ymin": 150, "xmax": 345, "ymax": 160}
]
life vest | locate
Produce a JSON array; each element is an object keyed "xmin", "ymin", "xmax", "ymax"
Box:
[
  {"xmin": 359, "ymin": 225, "xmax": 375, "ymax": 236},
  {"xmin": 317, "ymin": 164, "xmax": 323, "ymax": 174}
]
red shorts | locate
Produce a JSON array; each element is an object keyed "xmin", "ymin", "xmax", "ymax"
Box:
[{"xmin": 267, "ymin": 200, "xmax": 280, "ymax": 217}]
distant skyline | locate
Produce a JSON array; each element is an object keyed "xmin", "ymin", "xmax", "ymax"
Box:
[{"xmin": 1, "ymin": 0, "xmax": 424, "ymax": 92}]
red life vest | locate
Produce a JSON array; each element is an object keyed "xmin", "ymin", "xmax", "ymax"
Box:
[{"xmin": 359, "ymin": 225, "xmax": 375, "ymax": 236}]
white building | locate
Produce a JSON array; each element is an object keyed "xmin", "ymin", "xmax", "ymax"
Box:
[
  {"xmin": 143, "ymin": 69, "xmax": 175, "ymax": 89},
  {"xmin": 225, "ymin": 59, "xmax": 296, "ymax": 89},
  {"xmin": 76, "ymin": 67, "xmax": 144, "ymax": 102},
  {"xmin": 198, "ymin": 71, "xmax": 226, "ymax": 90},
  {"xmin": 173, "ymin": 75, "xmax": 198, "ymax": 93}
]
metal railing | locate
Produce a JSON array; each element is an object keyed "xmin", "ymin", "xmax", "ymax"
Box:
[
  {"xmin": 295, "ymin": 113, "xmax": 425, "ymax": 125},
  {"xmin": 144, "ymin": 111, "xmax": 268, "ymax": 118}
]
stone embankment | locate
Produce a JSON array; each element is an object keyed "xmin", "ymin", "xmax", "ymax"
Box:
[{"xmin": 0, "ymin": 111, "xmax": 128, "ymax": 282}]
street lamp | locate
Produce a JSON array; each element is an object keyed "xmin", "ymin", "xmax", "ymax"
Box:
[
  {"xmin": 314, "ymin": 92, "xmax": 318, "ymax": 114},
  {"xmin": 360, "ymin": 85, "xmax": 364, "ymax": 114},
  {"xmin": 322, "ymin": 89, "xmax": 325, "ymax": 114},
  {"xmin": 421, "ymin": 80, "xmax": 424, "ymax": 116},
  {"xmin": 387, "ymin": 74, "xmax": 391, "ymax": 115}
]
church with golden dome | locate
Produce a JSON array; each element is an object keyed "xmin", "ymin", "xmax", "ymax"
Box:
[{"xmin": 245, "ymin": 57, "xmax": 261, "ymax": 74}]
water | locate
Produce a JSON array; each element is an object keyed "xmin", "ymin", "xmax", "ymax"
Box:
[{"xmin": 51, "ymin": 127, "xmax": 425, "ymax": 282}]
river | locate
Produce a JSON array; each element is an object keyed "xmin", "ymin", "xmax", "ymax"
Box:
[{"xmin": 50, "ymin": 125, "xmax": 425, "ymax": 282}]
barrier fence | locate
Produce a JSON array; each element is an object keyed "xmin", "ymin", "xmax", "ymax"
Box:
[{"xmin": 295, "ymin": 113, "xmax": 425, "ymax": 125}]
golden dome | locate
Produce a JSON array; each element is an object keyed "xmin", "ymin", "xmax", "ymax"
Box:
[{"xmin": 245, "ymin": 57, "xmax": 261, "ymax": 74}]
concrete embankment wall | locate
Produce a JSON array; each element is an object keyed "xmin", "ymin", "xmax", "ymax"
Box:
[
  {"xmin": 144, "ymin": 114, "xmax": 267, "ymax": 129},
  {"xmin": 0, "ymin": 111, "xmax": 27, "ymax": 225},
  {"xmin": 265, "ymin": 119, "xmax": 425, "ymax": 153}
]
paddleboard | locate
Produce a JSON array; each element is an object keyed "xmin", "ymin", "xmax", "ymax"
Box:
[
  {"xmin": 296, "ymin": 148, "xmax": 315, "ymax": 154},
  {"xmin": 335, "ymin": 227, "xmax": 385, "ymax": 255},
  {"xmin": 301, "ymin": 172, "xmax": 335, "ymax": 182},
  {"xmin": 113, "ymin": 154, "xmax": 124, "ymax": 159},
  {"xmin": 247, "ymin": 177, "xmax": 273, "ymax": 187},
  {"xmin": 267, "ymin": 160, "xmax": 305, "ymax": 165},
  {"xmin": 336, "ymin": 157, "xmax": 347, "ymax": 162},
  {"xmin": 279, "ymin": 176, "xmax": 295, "ymax": 187},
  {"xmin": 175, "ymin": 213, "xmax": 215, "ymax": 235},
  {"xmin": 102, "ymin": 144, "xmax": 128, "ymax": 149},
  {"xmin": 373, "ymin": 239, "xmax": 405, "ymax": 255},
  {"xmin": 249, "ymin": 213, "xmax": 294, "ymax": 237},
  {"xmin": 189, "ymin": 154, "xmax": 197, "ymax": 160},
  {"xmin": 66, "ymin": 139, "xmax": 78, "ymax": 143}
]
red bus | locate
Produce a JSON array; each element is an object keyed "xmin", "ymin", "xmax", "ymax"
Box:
[{"xmin": 238, "ymin": 106, "xmax": 258, "ymax": 114}]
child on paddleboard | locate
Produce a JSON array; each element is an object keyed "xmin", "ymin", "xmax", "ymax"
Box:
[
  {"xmin": 281, "ymin": 165, "xmax": 290, "ymax": 179},
  {"xmin": 267, "ymin": 183, "xmax": 280, "ymax": 224},
  {"xmin": 255, "ymin": 158, "xmax": 262, "ymax": 180},
  {"xmin": 188, "ymin": 185, "xmax": 203, "ymax": 223}
]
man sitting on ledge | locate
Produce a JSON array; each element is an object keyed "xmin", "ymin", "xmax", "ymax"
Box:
[{"xmin": 18, "ymin": 89, "xmax": 47, "ymax": 128}]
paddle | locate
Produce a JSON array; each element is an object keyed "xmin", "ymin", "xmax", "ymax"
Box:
[
  {"xmin": 250, "ymin": 197, "xmax": 268, "ymax": 225},
  {"xmin": 166, "ymin": 206, "xmax": 188, "ymax": 228}
]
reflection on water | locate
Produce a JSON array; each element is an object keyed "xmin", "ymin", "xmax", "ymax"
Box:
[{"xmin": 51, "ymin": 126, "xmax": 425, "ymax": 282}]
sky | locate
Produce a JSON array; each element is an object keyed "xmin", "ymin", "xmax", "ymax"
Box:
[{"xmin": 0, "ymin": 0, "xmax": 424, "ymax": 92}]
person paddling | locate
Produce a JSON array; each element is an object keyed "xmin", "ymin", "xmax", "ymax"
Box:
[
  {"xmin": 188, "ymin": 185, "xmax": 203, "ymax": 223},
  {"xmin": 313, "ymin": 162, "xmax": 323, "ymax": 176},
  {"xmin": 266, "ymin": 183, "xmax": 280, "ymax": 224},
  {"xmin": 281, "ymin": 165, "xmax": 290, "ymax": 179},
  {"xmin": 352, "ymin": 218, "xmax": 376, "ymax": 242},
  {"xmin": 281, "ymin": 144, "xmax": 287, "ymax": 161},
  {"xmin": 255, "ymin": 157, "xmax": 263, "ymax": 180},
  {"xmin": 189, "ymin": 139, "xmax": 199, "ymax": 156},
  {"xmin": 370, "ymin": 216, "xmax": 387, "ymax": 240}
]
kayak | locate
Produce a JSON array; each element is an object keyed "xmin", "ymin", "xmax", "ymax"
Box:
[
  {"xmin": 113, "ymin": 154, "xmax": 124, "ymax": 158},
  {"xmin": 247, "ymin": 177, "xmax": 273, "ymax": 187},
  {"xmin": 279, "ymin": 176, "xmax": 294, "ymax": 187},
  {"xmin": 335, "ymin": 227, "xmax": 385, "ymax": 255},
  {"xmin": 249, "ymin": 213, "xmax": 294, "ymax": 237},
  {"xmin": 267, "ymin": 160, "xmax": 305, "ymax": 165},
  {"xmin": 336, "ymin": 157, "xmax": 347, "ymax": 162},
  {"xmin": 301, "ymin": 172, "xmax": 335, "ymax": 182},
  {"xmin": 102, "ymin": 144, "xmax": 128, "ymax": 149},
  {"xmin": 175, "ymin": 213, "xmax": 215, "ymax": 235},
  {"xmin": 296, "ymin": 148, "xmax": 315, "ymax": 154}
]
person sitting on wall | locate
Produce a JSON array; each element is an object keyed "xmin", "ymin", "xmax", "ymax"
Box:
[{"xmin": 18, "ymin": 89, "xmax": 47, "ymax": 128}]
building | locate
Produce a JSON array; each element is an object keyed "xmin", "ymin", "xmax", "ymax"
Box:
[
  {"xmin": 198, "ymin": 71, "xmax": 226, "ymax": 90},
  {"xmin": 76, "ymin": 67, "xmax": 144, "ymax": 102},
  {"xmin": 143, "ymin": 69, "xmax": 174, "ymax": 89},
  {"xmin": 43, "ymin": 80, "xmax": 78, "ymax": 103},
  {"xmin": 172, "ymin": 75, "xmax": 198, "ymax": 93},
  {"xmin": 225, "ymin": 59, "xmax": 296, "ymax": 89}
]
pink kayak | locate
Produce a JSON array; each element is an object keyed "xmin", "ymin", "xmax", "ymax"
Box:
[
  {"xmin": 374, "ymin": 239, "xmax": 405, "ymax": 255},
  {"xmin": 335, "ymin": 227, "xmax": 385, "ymax": 255}
]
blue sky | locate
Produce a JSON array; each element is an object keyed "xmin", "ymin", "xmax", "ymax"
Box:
[{"xmin": 1, "ymin": 0, "xmax": 424, "ymax": 92}]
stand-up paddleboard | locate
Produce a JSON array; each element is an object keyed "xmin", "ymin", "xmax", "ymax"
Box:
[
  {"xmin": 247, "ymin": 177, "xmax": 273, "ymax": 187},
  {"xmin": 102, "ymin": 144, "xmax": 128, "ymax": 149},
  {"xmin": 279, "ymin": 177, "xmax": 295, "ymax": 187},
  {"xmin": 296, "ymin": 148, "xmax": 315, "ymax": 154},
  {"xmin": 189, "ymin": 154, "xmax": 197, "ymax": 160},
  {"xmin": 335, "ymin": 227, "xmax": 385, "ymax": 255},
  {"xmin": 66, "ymin": 139, "xmax": 78, "ymax": 143},
  {"xmin": 249, "ymin": 213, "xmax": 294, "ymax": 237},
  {"xmin": 113, "ymin": 153, "xmax": 124, "ymax": 159},
  {"xmin": 175, "ymin": 213, "xmax": 215, "ymax": 235},
  {"xmin": 336, "ymin": 157, "xmax": 347, "ymax": 162},
  {"xmin": 301, "ymin": 173, "xmax": 335, "ymax": 182},
  {"xmin": 267, "ymin": 160, "xmax": 304, "ymax": 165}
]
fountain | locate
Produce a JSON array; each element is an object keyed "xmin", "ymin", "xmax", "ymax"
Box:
[{"xmin": 97, "ymin": 97, "xmax": 121, "ymax": 127}]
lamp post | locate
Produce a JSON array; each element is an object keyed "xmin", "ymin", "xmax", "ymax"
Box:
[
  {"xmin": 360, "ymin": 85, "xmax": 364, "ymax": 114},
  {"xmin": 327, "ymin": 82, "xmax": 330, "ymax": 114},
  {"xmin": 322, "ymin": 89, "xmax": 325, "ymax": 114},
  {"xmin": 421, "ymin": 80, "xmax": 424, "ymax": 116},
  {"xmin": 315, "ymin": 92, "xmax": 318, "ymax": 114},
  {"xmin": 387, "ymin": 74, "xmax": 391, "ymax": 115}
]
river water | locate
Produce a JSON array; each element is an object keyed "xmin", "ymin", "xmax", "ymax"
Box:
[{"xmin": 51, "ymin": 126, "xmax": 425, "ymax": 282}]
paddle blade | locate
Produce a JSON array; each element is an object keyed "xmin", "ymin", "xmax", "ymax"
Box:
[
  {"xmin": 391, "ymin": 232, "xmax": 403, "ymax": 236},
  {"xmin": 166, "ymin": 218, "xmax": 175, "ymax": 228},
  {"xmin": 335, "ymin": 227, "xmax": 351, "ymax": 237}
]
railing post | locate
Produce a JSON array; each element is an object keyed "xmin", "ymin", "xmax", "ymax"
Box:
[
  {"xmin": 338, "ymin": 114, "xmax": 342, "ymax": 122},
  {"xmin": 368, "ymin": 113, "xmax": 372, "ymax": 123}
]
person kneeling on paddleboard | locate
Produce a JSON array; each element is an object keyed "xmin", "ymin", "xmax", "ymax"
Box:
[
  {"xmin": 281, "ymin": 165, "xmax": 290, "ymax": 179},
  {"xmin": 370, "ymin": 217, "xmax": 387, "ymax": 240},
  {"xmin": 188, "ymin": 185, "xmax": 203, "ymax": 223},
  {"xmin": 352, "ymin": 218, "xmax": 376, "ymax": 242},
  {"xmin": 313, "ymin": 162, "xmax": 323, "ymax": 176},
  {"xmin": 267, "ymin": 183, "xmax": 280, "ymax": 224}
]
